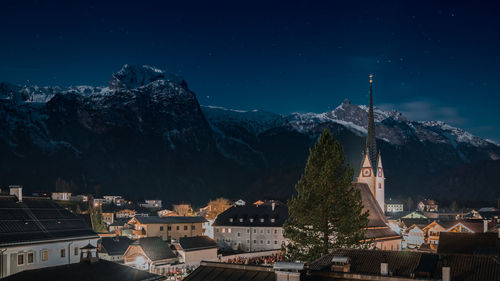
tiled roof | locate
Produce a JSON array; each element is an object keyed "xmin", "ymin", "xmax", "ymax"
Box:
[
  {"xmin": 184, "ymin": 261, "xmax": 275, "ymax": 281},
  {"xmin": 2, "ymin": 259, "xmax": 165, "ymax": 281},
  {"xmin": 438, "ymin": 232, "xmax": 500, "ymax": 256},
  {"xmin": 100, "ymin": 236, "xmax": 134, "ymax": 256},
  {"xmin": 133, "ymin": 216, "xmax": 206, "ymax": 224},
  {"xmin": 213, "ymin": 202, "xmax": 287, "ymax": 227},
  {"xmin": 179, "ymin": 235, "xmax": 217, "ymax": 251},
  {"xmin": 308, "ymin": 248, "xmax": 500, "ymax": 281},
  {"xmin": 0, "ymin": 195, "xmax": 98, "ymax": 247},
  {"xmin": 133, "ymin": 237, "xmax": 177, "ymax": 261}
]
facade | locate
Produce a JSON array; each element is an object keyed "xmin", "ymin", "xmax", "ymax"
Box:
[
  {"xmin": 385, "ymin": 198, "xmax": 404, "ymax": 213},
  {"xmin": 356, "ymin": 75, "xmax": 385, "ymax": 212},
  {"xmin": 140, "ymin": 200, "xmax": 162, "ymax": 209},
  {"xmin": 127, "ymin": 216, "xmax": 206, "ymax": 240},
  {"xmin": 418, "ymin": 199, "xmax": 439, "ymax": 212},
  {"xmin": 405, "ymin": 225, "xmax": 425, "ymax": 248},
  {"xmin": 173, "ymin": 236, "xmax": 218, "ymax": 265},
  {"xmin": 116, "ymin": 209, "xmax": 136, "ymax": 218},
  {"xmin": 123, "ymin": 237, "xmax": 177, "ymax": 275},
  {"xmin": 0, "ymin": 187, "xmax": 99, "ymax": 278},
  {"xmin": 51, "ymin": 192, "xmax": 72, "ymax": 201},
  {"xmin": 102, "ymin": 212, "xmax": 115, "ymax": 225},
  {"xmin": 213, "ymin": 201, "xmax": 288, "ymax": 252}
]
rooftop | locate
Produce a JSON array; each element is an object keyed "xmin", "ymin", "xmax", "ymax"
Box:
[
  {"xmin": 100, "ymin": 236, "xmax": 134, "ymax": 256},
  {"xmin": 132, "ymin": 216, "xmax": 206, "ymax": 224},
  {"xmin": 131, "ymin": 237, "xmax": 177, "ymax": 261},
  {"xmin": 178, "ymin": 235, "xmax": 217, "ymax": 251},
  {"xmin": 213, "ymin": 201, "xmax": 287, "ymax": 227},
  {"xmin": 184, "ymin": 261, "xmax": 275, "ymax": 281},
  {"xmin": 438, "ymin": 232, "xmax": 500, "ymax": 256}
]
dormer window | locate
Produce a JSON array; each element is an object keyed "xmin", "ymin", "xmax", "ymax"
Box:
[
  {"xmin": 239, "ymin": 218, "xmax": 243, "ymax": 222},
  {"xmin": 270, "ymin": 218, "xmax": 275, "ymax": 223},
  {"xmin": 249, "ymin": 218, "xmax": 254, "ymax": 222},
  {"xmin": 229, "ymin": 218, "xmax": 233, "ymax": 222},
  {"xmin": 260, "ymin": 218, "xmax": 264, "ymax": 223}
]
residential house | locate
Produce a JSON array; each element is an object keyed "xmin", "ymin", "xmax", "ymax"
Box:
[
  {"xmin": 103, "ymin": 196, "xmax": 125, "ymax": 206},
  {"xmin": 157, "ymin": 209, "xmax": 176, "ymax": 217},
  {"xmin": 140, "ymin": 200, "xmax": 162, "ymax": 209},
  {"xmin": 109, "ymin": 218, "xmax": 129, "ymax": 233},
  {"xmin": 127, "ymin": 216, "xmax": 206, "ymax": 240},
  {"xmin": 172, "ymin": 236, "xmax": 217, "ymax": 265},
  {"xmin": 102, "ymin": 211, "xmax": 114, "ymax": 225},
  {"xmin": 99, "ymin": 236, "xmax": 134, "ymax": 261},
  {"xmin": 422, "ymin": 221, "xmax": 446, "ymax": 250},
  {"xmin": 70, "ymin": 195, "xmax": 88, "ymax": 202},
  {"xmin": 213, "ymin": 201, "xmax": 288, "ymax": 252},
  {"xmin": 0, "ymin": 186, "xmax": 99, "ymax": 278},
  {"xmin": 404, "ymin": 225, "xmax": 425, "ymax": 249},
  {"xmin": 418, "ymin": 199, "xmax": 438, "ymax": 212},
  {"xmin": 93, "ymin": 198, "xmax": 105, "ymax": 207},
  {"xmin": 51, "ymin": 192, "xmax": 72, "ymax": 201},
  {"xmin": 385, "ymin": 198, "xmax": 404, "ymax": 213},
  {"xmin": 116, "ymin": 209, "xmax": 136, "ymax": 219},
  {"xmin": 123, "ymin": 237, "xmax": 177, "ymax": 275}
]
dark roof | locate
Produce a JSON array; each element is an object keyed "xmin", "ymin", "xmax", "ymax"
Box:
[
  {"xmin": 3, "ymin": 259, "xmax": 165, "ymax": 281},
  {"xmin": 100, "ymin": 236, "xmax": 134, "ymax": 256},
  {"xmin": 0, "ymin": 195, "xmax": 98, "ymax": 247},
  {"xmin": 110, "ymin": 218, "xmax": 128, "ymax": 227},
  {"xmin": 133, "ymin": 237, "xmax": 177, "ymax": 261},
  {"xmin": 352, "ymin": 183, "xmax": 387, "ymax": 227},
  {"xmin": 438, "ymin": 232, "xmax": 500, "ymax": 256},
  {"xmin": 308, "ymin": 248, "xmax": 500, "ymax": 281},
  {"xmin": 213, "ymin": 201, "xmax": 288, "ymax": 227},
  {"xmin": 133, "ymin": 216, "xmax": 206, "ymax": 224},
  {"xmin": 179, "ymin": 235, "xmax": 217, "ymax": 251},
  {"xmin": 184, "ymin": 261, "xmax": 275, "ymax": 281}
]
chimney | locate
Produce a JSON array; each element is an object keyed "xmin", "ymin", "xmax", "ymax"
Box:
[
  {"xmin": 483, "ymin": 220, "xmax": 489, "ymax": 233},
  {"xmin": 380, "ymin": 262, "xmax": 389, "ymax": 276},
  {"xmin": 274, "ymin": 262, "xmax": 304, "ymax": 281},
  {"xmin": 9, "ymin": 185, "xmax": 23, "ymax": 202},
  {"xmin": 442, "ymin": 266, "xmax": 451, "ymax": 281},
  {"xmin": 330, "ymin": 256, "xmax": 350, "ymax": 273}
]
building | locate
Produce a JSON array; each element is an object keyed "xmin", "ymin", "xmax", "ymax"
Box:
[
  {"xmin": 213, "ymin": 201, "xmax": 288, "ymax": 252},
  {"xmin": 70, "ymin": 194, "xmax": 89, "ymax": 202},
  {"xmin": 356, "ymin": 74, "xmax": 385, "ymax": 212},
  {"xmin": 422, "ymin": 221, "xmax": 446, "ymax": 249},
  {"xmin": 93, "ymin": 198, "xmax": 106, "ymax": 207},
  {"xmin": 109, "ymin": 218, "xmax": 129, "ymax": 233},
  {"xmin": 172, "ymin": 236, "xmax": 218, "ymax": 265},
  {"xmin": 418, "ymin": 199, "xmax": 439, "ymax": 212},
  {"xmin": 123, "ymin": 237, "xmax": 177, "ymax": 275},
  {"xmin": 116, "ymin": 209, "xmax": 136, "ymax": 218},
  {"xmin": 127, "ymin": 216, "xmax": 206, "ymax": 240},
  {"xmin": 157, "ymin": 209, "xmax": 176, "ymax": 217},
  {"xmin": 386, "ymin": 198, "xmax": 404, "ymax": 213},
  {"xmin": 0, "ymin": 186, "xmax": 99, "ymax": 278},
  {"xmin": 99, "ymin": 236, "xmax": 134, "ymax": 261},
  {"xmin": 51, "ymin": 192, "xmax": 72, "ymax": 201},
  {"xmin": 3, "ymin": 258, "xmax": 165, "ymax": 281},
  {"xmin": 102, "ymin": 211, "xmax": 114, "ymax": 225},
  {"xmin": 140, "ymin": 200, "xmax": 162, "ymax": 209},
  {"xmin": 404, "ymin": 224, "xmax": 425, "ymax": 249}
]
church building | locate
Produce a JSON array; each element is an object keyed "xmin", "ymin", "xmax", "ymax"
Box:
[{"xmin": 357, "ymin": 74, "xmax": 385, "ymax": 212}]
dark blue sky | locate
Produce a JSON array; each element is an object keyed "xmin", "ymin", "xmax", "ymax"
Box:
[{"xmin": 1, "ymin": 0, "xmax": 499, "ymax": 141}]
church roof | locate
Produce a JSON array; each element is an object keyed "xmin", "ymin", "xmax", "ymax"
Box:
[{"xmin": 365, "ymin": 75, "xmax": 378, "ymax": 171}]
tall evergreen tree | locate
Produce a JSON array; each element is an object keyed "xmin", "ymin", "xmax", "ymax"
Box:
[{"xmin": 283, "ymin": 129, "xmax": 368, "ymax": 262}]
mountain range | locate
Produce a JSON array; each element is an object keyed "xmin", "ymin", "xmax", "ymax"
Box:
[{"xmin": 1, "ymin": 65, "xmax": 499, "ymax": 206}]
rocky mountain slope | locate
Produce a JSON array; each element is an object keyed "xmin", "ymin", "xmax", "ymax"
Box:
[{"xmin": 1, "ymin": 65, "xmax": 499, "ymax": 205}]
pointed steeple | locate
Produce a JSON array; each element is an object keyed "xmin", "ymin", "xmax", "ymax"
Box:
[{"xmin": 366, "ymin": 74, "xmax": 378, "ymax": 170}]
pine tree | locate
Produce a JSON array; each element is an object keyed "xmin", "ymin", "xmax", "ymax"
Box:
[{"xmin": 283, "ymin": 129, "xmax": 368, "ymax": 262}]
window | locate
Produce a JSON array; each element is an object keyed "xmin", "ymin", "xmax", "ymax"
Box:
[
  {"xmin": 41, "ymin": 250, "xmax": 48, "ymax": 261},
  {"xmin": 17, "ymin": 253, "xmax": 24, "ymax": 266},
  {"xmin": 260, "ymin": 230, "xmax": 263, "ymax": 234},
  {"xmin": 247, "ymin": 229, "xmax": 250, "ymax": 233},
  {"xmin": 253, "ymin": 240, "xmax": 257, "ymax": 244},
  {"xmin": 260, "ymin": 240, "xmax": 263, "ymax": 244},
  {"xmin": 267, "ymin": 240, "xmax": 270, "ymax": 244},
  {"xmin": 274, "ymin": 229, "xmax": 278, "ymax": 234},
  {"xmin": 74, "ymin": 247, "xmax": 78, "ymax": 256},
  {"xmin": 253, "ymin": 229, "xmax": 256, "ymax": 233},
  {"xmin": 176, "ymin": 226, "xmax": 180, "ymax": 231},
  {"xmin": 239, "ymin": 218, "xmax": 243, "ymax": 222},
  {"xmin": 260, "ymin": 218, "xmax": 264, "ymax": 223},
  {"xmin": 267, "ymin": 229, "xmax": 270, "ymax": 234},
  {"xmin": 249, "ymin": 218, "xmax": 254, "ymax": 222},
  {"xmin": 160, "ymin": 226, "xmax": 164, "ymax": 231},
  {"xmin": 191, "ymin": 225, "xmax": 195, "ymax": 230},
  {"xmin": 222, "ymin": 228, "xmax": 226, "ymax": 233},
  {"xmin": 247, "ymin": 240, "xmax": 250, "ymax": 243},
  {"xmin": 216, "ymin": 228, "xmax": 219, "ymax": 232},
  {"xmin": 61, "ymin": 249, "xmax": 65, "ymax": 258},
  {"xmin": 184, "ymin": 226, "xmax": 188, "ymax": 230},
  {"xmin": 237, "ymin": 232, "xmax": 240, "ymax": 237},
  {"xmin": 270, "ymin": 218, "xmax": 275, "ymax": 223},
  {"xmin": 274, "ymin": 240, "xmax": 278, "ymax": 245},
  {"xmin": 229, "ymin": 218, "xmax": 233, "ymax": 222},
  {"xmin": 228, "ymin": 228, "xmax": 232, "ymax": 233},
  {"xmin": 168, "ymin": 226, "xmax": 172, "ymax": 231},
  {"xmin": 28, "ymin": 252, "xmax": 34, "ymax": 264}
]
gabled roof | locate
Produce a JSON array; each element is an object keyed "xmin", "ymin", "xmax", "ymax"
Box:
[
  {"xmin": 130, "ymin": 216, "xmax": 206, "ymax": 224},
  {"xmin": 178, "ymin": 236, "xmax": 217, "ymax": 252},
  {"xmin": 0, "ymin": 195, "xmax": 98, "ymax": 247},
  {"xmin": 2, "ymin": 259, "xmax": 165, "ymax": 281},
  {"xmin": 131, "ymin": 237, "xmax": 177, "ymax": 261},
  {"xmin": 213, "ymin": 201, "xmax": 287, "ymax": 227},
  {"xmin": 184, "ymin": 261, "xmax": 275, "ymax": 281},
  {"xmin": 438, "ymin": 232, "xmax": 500, "ymax": 256},
  {"xmin": 101, "ymin": 236, "xmax": 134, "ymax": 256}
]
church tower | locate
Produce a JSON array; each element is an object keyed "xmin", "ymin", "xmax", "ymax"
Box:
[{"xmin": 358, "ymin": 74, "xmax": 385, "ymax": 212}]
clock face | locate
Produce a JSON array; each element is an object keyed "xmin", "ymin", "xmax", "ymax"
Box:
[
  {"xmin": 362, "ymin": 168, "xmax": 371, "ymax": 177},
  {"xmin": 378, "ymin": 167, "xmax": 383, "ymax": 177}
]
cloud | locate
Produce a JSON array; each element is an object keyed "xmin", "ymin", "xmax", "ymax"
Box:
[{"xmin": 379, "ymin": 100, "xmax": 467, "ymax": 125}]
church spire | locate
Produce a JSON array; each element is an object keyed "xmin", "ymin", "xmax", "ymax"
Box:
[{"xmin": 366, "ymin": 74, "xmax": 378, "ymax": 170}]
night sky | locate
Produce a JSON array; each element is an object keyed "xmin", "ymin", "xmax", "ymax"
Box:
[{"xmin": 1, "ymin": 1, "xmax": 499, "ymax": 141}]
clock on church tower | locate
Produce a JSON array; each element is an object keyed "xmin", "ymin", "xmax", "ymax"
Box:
[{"xmin": 361, "ymin": 168, "xmax": 371, "ymax": 177}]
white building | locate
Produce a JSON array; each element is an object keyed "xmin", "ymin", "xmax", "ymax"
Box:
[
  {"xmin": 213, "ymin": 201, "xmax": 287, "ymax": 252},
  {"xmin": 386, "ymin": 198, "xmax": 404, "ymax": 213},
  {"xmin": 103, "ymin": 195, "xmax": 124, "ymax": 206},
  {"xmin": 0, "ymin": 187, "xmax": 99, "ymax": 278},
  {"xmin": 140, "ymin": 200, "xmax": 162, "ymax": 209},
  {"xmin": 404, "ymin": 225, "xmax": 425, "ymax": 249},
  {"xmin": 51, "ymin": 192, "xmax": 72, "ymax": 201}
]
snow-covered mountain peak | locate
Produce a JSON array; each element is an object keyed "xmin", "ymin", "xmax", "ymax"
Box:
[{"xmin": 109, "ymin": 64, "xmax": 185, "ymax": 90}]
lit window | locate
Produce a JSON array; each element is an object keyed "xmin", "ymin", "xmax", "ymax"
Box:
[
  {"xmin": 17, "ymin": 254, "xmax": 24, "ymax": 266},
  {"xmin": 222, "ymin": 228, "xmax": 226, "ymax": 233},
  {"xmin": 260, "ymin": 218, "xmax": 264, "ymax": 223},
  {"xmin": 239, "ymin": 218, "xmax": 243, "ymax": 222},
  {"xmin": 41, "ymin": 250, "xmax": 48, "ymax": 261},
  {"xmin": 249, "ymin": 218, "xmax": 254, "ymax": 222},
  {"xmin": 229, "ymin": 218, "xmax": 233, "ymax": 222},
  {"xmin": 228, "ymin": 228, "xmax": 232, "ymax": 233},
  {"xmin": 28, "ymin": 252, "xmax": 34, "ymax": 264},
  {"xmin": 270, "ymin": 218, "xmax": 275, "ymax": 223}
]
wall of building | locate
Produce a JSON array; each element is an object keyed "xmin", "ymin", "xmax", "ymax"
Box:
[
  {"xmin": 374, "ymin": 239, "xmax": 401, "ymax": 251},
  {"xmin": 133, "ymin": 222, "xmax": 204, "ymax": 240},
  {"xmin": 1, "ymin": 238, "xmax": 98, "ymax": 278},
  {"xmin": 182, "ymin": 248, "xmax": 217, "ymax": 264},
  {"xmin": 214, "ymin": 226, "xmax": 285, "ymax": 252}
]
